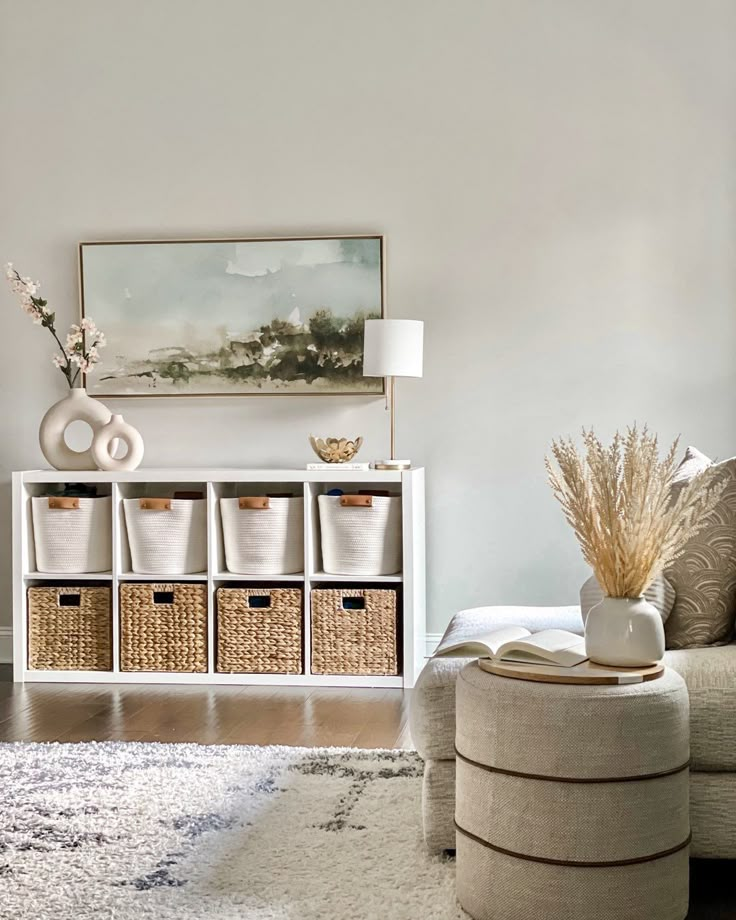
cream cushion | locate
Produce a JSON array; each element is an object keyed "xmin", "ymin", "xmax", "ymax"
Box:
[{"xmin": 664, "ymin": 643, "xmax": 736, "ymax": 770}]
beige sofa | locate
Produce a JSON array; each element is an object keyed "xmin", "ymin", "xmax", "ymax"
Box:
[{"xmin": 410, "ymin": 605, "xmax": 736, "ymax": 859}]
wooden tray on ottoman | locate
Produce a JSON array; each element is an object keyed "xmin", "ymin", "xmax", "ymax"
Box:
[{"xmin": 479, "ymin": 658, "xmax": 665, "ymax": 685}]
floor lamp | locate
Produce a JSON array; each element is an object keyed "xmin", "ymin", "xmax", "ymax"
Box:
[{"xmin": 363, "ymin": 319, "xmax": 424, "ymax": 470}]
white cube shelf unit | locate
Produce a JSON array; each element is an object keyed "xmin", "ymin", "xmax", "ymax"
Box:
[{"xmin": 12, "ymin": 468, "xmax": 426, "ymax": 688}]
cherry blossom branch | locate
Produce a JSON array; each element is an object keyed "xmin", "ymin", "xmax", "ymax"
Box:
[{"xmin": 5, "ymin": 263, "xmax": 106, "ymax": 388}]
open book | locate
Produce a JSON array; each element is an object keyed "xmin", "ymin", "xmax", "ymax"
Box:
[{"xmin": 434, "ymin": 626, "xmax": 588, "ymax": 668}]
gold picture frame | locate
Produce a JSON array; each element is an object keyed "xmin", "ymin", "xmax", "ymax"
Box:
[{"xmin": 79, "ymin": 234, "xmax": 386, "ymax": 398}]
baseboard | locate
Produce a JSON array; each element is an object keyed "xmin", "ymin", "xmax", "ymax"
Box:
[
  {"xmin": 0, "ymin": 627, "xmax": 12, "ymax": 664},
  {"xmin": 425, "ymin": 633, "xmax": 442, "ymax": 658}
]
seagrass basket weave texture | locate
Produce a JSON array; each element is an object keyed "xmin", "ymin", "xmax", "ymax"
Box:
[
  {"xmin": 216, "ymin": 587, "xmax": 303, "ymax": 674},
  {"xmin": 120, "ymin": 583, "xmax": 207, "ymax": 672},
  {"xmin": 28, "ymin": 586, "xmax": 112, "ymax": 671},
  {"xmin": 311, "ymin": 588, "xmax": 398, "ymax": 676}
]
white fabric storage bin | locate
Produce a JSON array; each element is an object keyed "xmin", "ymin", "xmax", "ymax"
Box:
[
  {"xmin": 318, "ymin": 494, "xmax": 402, "ymax": 576},
  {"xmin": 220, "ymin": 496, "xmax": 304, "ymax": 574},
  {"xmin": 123, "ymin": 498, "xmax": 207, "ymax": 575},
  {"xmin": 31, "ymin": 495, "xmax": 112, "ymax": 573}
]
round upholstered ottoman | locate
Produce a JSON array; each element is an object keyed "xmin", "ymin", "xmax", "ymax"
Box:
[{"xmin": 455, "ymin": 662, "xmax": 690, "ymax": 920}]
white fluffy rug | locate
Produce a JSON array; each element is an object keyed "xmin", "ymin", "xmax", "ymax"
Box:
[{"xmin": 0, "ymin": 742, "xmax": 463, "ymax": 919}]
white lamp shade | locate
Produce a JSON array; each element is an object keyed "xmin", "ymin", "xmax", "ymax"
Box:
[{"xmin": 363, "ymin": 319, "xmax": 424, "ymax": 378}]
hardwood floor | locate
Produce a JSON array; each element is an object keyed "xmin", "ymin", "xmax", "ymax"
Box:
[{"xmin": 0, "ymin": 667, "xmax": 412, "ymax": 747}]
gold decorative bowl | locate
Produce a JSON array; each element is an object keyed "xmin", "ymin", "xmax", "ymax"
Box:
[{"xmin": 309, "ymin": 435, "xmax": 364, "ymax": 463}]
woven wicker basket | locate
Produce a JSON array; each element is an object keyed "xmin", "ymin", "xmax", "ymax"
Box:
[
  {"xmin": 28, "ymin": 586, "xmax": 112, "ymax": 671},
  {"xmin": 217, "ymin": 587, "xmax": 303, "ymax": 674},
  {"xmin": 311, "ymin": 588, "xmax": 398, "ymax": 676},
  {"xmin": 120, "ymin": 582, "xmax": 207, "ymax": 672}
]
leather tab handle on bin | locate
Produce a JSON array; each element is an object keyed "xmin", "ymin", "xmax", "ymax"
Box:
[
  {"xmin": 139, "ymin": 498, "xmax": 171, "ymax": 511},
  {"xmin": 340, "ymin": 495, "xmax": 373, "ymax": 508},
  {"xmin": 239, "ymin": 497, "xmax": 270, "ymax": 510},
  {"xmin": 48, "ymin": 497, "xmax": 79, "ymax": 510}
]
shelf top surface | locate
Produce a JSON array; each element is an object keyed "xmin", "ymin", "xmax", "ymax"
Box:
[{"xmin": 17, "ymin": 467, "xmax": 422, "ymax": 483}]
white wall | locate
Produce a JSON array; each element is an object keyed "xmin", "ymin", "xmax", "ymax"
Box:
[{"xmin": 1, "ymin": 0, "xmax": 735, "ymax": 637}]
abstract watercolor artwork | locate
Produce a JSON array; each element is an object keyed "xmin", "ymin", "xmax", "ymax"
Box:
[{"xmin": 79, "ymin": 236, "xmax": 384, "ymax": 396}]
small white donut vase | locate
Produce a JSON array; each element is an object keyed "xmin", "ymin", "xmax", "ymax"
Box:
[
  {"xmin": 91, "ymin": 414, "xmax": 144, "ymax": 471},
  {"xmin": 39, "ymin": 388, "xmax": 111, "ymax": 471}
]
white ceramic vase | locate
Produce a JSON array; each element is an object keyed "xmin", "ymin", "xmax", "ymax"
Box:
[
  {"xmin": 585, "ymin": 595, "xmax": 665, "ymax": 667},
  {"xmin": 39, "ymin": 388, "xmax": 111, "ymax": 471},
  {"xmin": 91, "ymin": 414, "xmax": 144, "ymax": 471}
]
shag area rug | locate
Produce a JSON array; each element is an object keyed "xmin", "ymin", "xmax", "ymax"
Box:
[{"xmin": 0, "ymin": 742, "xmax": 463, "ymax": 920}]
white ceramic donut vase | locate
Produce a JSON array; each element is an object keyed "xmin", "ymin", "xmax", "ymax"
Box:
[
  {"xmin": 91, "ymin": 414, "xmax": 144, "ymax": 471},
  {"xmin": 38, "ymin": 388, "xmax": 111, "ymax": 471}
]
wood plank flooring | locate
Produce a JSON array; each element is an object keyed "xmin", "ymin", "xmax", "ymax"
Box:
[{"xmin": 0, "ymin": 667, "xmax": 412, "ymax": 747}]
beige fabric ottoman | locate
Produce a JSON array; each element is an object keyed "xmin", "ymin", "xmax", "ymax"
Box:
[{"xmin": 455, "ymin": 661, "xmax": 690, "ymax": 920}]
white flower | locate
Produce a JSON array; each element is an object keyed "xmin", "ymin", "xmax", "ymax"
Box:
[
  {"xmin": 52, "ymin": 355, "xmax": 66, "ymax": 368},
  {"xmin": 80, "ymin": 317, "xmax": 97, "ymax": 333},
  {"xmin": 73, "ymin": 355, "xmax": 97, "ymax": 374},
  {"xmin": 20, "ymin": 293, "xmax": 44, "ymax": 322},
  {"xmin": 66, "ymin": 331, "xmax": 83, "ymax": 351},
  {"xmin": 70, "ymin": 351, "xmax": 91, "ymax": 368},
  {"xmin": 5, "ymin": 263, "xmax": 14, "ymax": 279}
]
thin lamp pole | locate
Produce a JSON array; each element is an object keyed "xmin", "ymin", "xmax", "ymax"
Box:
[{"xmin": 389, "ymin": 375, "xmax": 396, "ymax": 461}]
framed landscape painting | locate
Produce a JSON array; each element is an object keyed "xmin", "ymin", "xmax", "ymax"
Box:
[{"xmin": 78, "ymin": 235, "xmax": 385, "ymax": 397}]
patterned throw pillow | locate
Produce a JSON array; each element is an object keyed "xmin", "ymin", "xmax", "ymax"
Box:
[
  {"xmin": 664, "ymin": 447, "xmax": 736, "ymax": 649},
  {"xmin": 579, "ymin": 573, "xmax": 675, "ymax": 626}
]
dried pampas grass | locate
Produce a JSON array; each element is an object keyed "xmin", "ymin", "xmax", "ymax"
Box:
[{"xmin": 546, "ymin": 426, "xmax": 725, "ymax": 598}]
